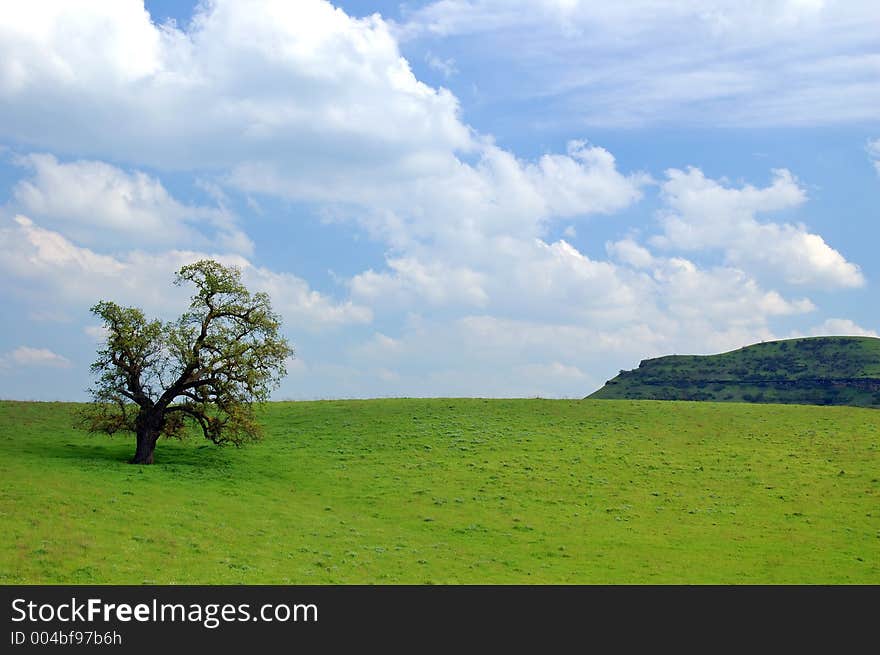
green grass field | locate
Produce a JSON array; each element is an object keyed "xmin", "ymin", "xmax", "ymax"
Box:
[{"xmin": 1, "ymin": 398, "xmax": 878, "ymax": 584}]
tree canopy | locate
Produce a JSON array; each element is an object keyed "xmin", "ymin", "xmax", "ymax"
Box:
[{"xmin": 78, "ymin": 259, "xmax": 293, "ymax": 464}]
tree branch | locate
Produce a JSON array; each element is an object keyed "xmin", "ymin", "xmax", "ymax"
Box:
[{"xmin": 166, "ymin": 404, "xmax": 212, "ymax": 441}]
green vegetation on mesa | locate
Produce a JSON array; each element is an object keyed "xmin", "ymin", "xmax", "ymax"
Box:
[
  {"xmin": 589, "ymin": 336, "xmax": 880, "ymax": 407},
  {"xmin": 1, "ymin": 399, "xmax": 877, "ymax": 584}
]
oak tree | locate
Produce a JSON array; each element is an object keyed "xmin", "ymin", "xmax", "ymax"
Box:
[{"xmin": 78, "ymin": 259, "xmax": 293, "ymax": 464}]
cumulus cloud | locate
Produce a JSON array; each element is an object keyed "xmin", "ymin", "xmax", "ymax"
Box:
[
  {"xmin": 0, "ymin": 215, "xmax": 371, "ymax": 331},
  {"xmin": 340, "ymin": 233, "xmax": 817, "ymax": 396},
  {"xmin": 342, "ymin": 299, "xmax": 790, "ymax": 397},
  {"xmin": 652, "ymin": 257, "xmax": 815, "ymax": 321},
  {"xmin": 0, "ymin": 1, "xmax": 869, "ymax": 400},
  {"xmin": 351, "ymin": 257, "xmax": 488, "ymax": 308},
  {"xmin": 802, "ymin": 318, "xmax": 878, "ymax": 338},
  {"xmin": 606, "ymin": 238, "xmax": 654, "ymax": 269},
  {"xmin": 0, "ymin": 346, "xmax": 71, "ymax": 369},
  {"xmin": 355, "ymin": 224, "xmax": 816, "ymax": 331},
  {"xmin": 231, "ymin": 139, "xmax": 648, "ymax": 253},
  {"xmin": 0, "ymin": 1, "xmax": 647, "ymax": 251},
  {"xmin": 0, "ymin": 1, "xmax": 653, "ymax": 400},
  {"xmin": 397, "ymin": 0, "xmax": 880, "ymax": 127},
  {"xmin": 524, "ymin": 141, "xmax": 651, "ymax": 218},
  {"xmin": 655, "ymin": 167, "xmax": 863, "ymax": 289},
  {"xmin": 0, "ymin": 0, "xmax": 473, "ymax": 171},
  {"xmin": 11, "ymin": 153, "xmax": 252, "ymax": 253},
  {"xmin": 0, "ymin": 1, "xmax": 650, "ymax": 249}
]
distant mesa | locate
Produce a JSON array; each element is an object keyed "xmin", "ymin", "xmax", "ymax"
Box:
[{"xmin": 588, "ymin": 336, "xmax": 880, "ymax": 408}]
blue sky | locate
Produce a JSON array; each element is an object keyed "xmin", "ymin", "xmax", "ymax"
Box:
[{"xmin": 0, "ymin": 0, "xmax": 878, "ymax": 400}]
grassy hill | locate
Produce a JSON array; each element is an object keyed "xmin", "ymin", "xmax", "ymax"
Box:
[
  {"xmin": 1, "ymin": 398, "xmax": 878, "ymax": 583},
  {"xmin": 589, "ymin": 336, "xmax": 880, "ymax": 407}
]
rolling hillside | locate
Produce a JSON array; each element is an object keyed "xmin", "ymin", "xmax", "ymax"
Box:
[
  {"xmin": 1, "ymin": 399, "xmax": 877, "ymax": 583},
  {"xmin": 588, "ymin": 336, "xmax": 880, "ymax": 407}
]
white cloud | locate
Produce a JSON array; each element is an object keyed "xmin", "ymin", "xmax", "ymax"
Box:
[
  {"xmin": 607, "ymin": 238, "xmax": 654, "ymax": 269},
  {"xmin": 0, "ymin": 215, "xmax": 371, "ymax": 332},
  {"xmin": 83, "ymin": 325, "xmax": 110, "ymax": 342},
  {"xmin": 652, "ymin": 256, "xmax": 815, "ymax": 321},
  {"xmin": 351, "ymin": 236, "xmax": 642, "ymax": 324},
  {"xmin": 339, "ymin": 298, "xmax": 792, "ymax": 397},
  {"xmin": 3, "ymin": 215, "xmax": 127, "ymax": 281},
  {"xmin": 0, "ymin": 1, "xmax": 655, "ymax": 400},
  {"xmin": 0, "ymin": 1, "xmax": 870, "ymax": 400},
  {"xmin": 351, "ymin": 257, "xmax": 488, "ymax": 308},
  {"xmin": 490, "ymin": 238, "xmax": 645, "ymax": 323},
  {"xmin": 0, "ymin": 1, "xmax": 163, "ymax": 92},
  {"xmin": 516, "ymin": 361, "xmax": 586, "ymax": 380},
  {"xmin": 803, "ymin": 318, "xmax": 878, "ymax": 338},
  {"xmin": 425, "ymin": 52, "xmax": 458, "ymax": 78},
  {"xmin": 244, "ymin": 264, "xmax": 373, "ymax": 330},
  {"xmin": 0, "ymin": 346, "xmax": 71, "ymax": 369},
  {"xmin": 868, "ymin": 138, "xmax": 880, "ymax": 176},
  {"xmin": 0, "ymin": 1, "xmax": 651, "ymax": 316},
  {"xmin": 655, "ymin": 167, "xmax": 863, "ymax": 289},
  {"xmin": 338, "ymin": 232, "xmax": 818, "ymax": 396},
  {"xmin": 0, "ymin": 0, "xmax": 473, "ymax": 171},
  {"xmin": 397, "ymin": 0, "xmax": 880, "ymax": 127},
  {"xmin": 230, "ymin": 140, "xmax": 648, "ymax": 253},
  {"xmin": 11, "ymin": 153, "xmax": 252, "ymax": 253},
  {"xmin": 361, "ymin": 230, "xmax": 816, "ymax": 330},
  {"xmin": 0, "ymin": 1, "xmax": 647, "ymax": 252},
  {"xmin": 524, "ymin": 141, "xmax": 651, "ymax": 218}
]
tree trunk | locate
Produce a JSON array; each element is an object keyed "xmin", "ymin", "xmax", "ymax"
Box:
[{"xmin": 131, "ymin": 410, "xmax": 162, "ymax": 465}]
